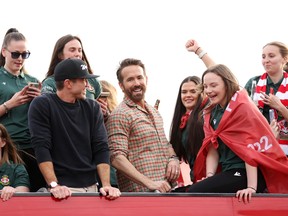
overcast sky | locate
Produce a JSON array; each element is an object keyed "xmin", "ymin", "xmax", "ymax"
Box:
[{"xmin": 2, "ymin": 0, "xmax": 288, "ymax": 136}]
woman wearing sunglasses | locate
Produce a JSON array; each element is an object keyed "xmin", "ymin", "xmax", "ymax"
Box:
[{"xmin": 0, "ymin": 28, "xmax": 45, "ymax": 192}]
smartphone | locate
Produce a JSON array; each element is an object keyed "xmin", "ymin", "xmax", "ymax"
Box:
[
  {"xmin": 269, "ymin": 109, "xmax": 275, "ymax": 123},
  {"xmin": 28, "ymin": 82, "xmax": 40, "ymax": 88},
  {"xmin": 100, "ymin": 92, "xmax": 110, "ymax": 98},
  {"xmin": 154, "ymin": 99, "xmax": 160, "ymax": 110}
]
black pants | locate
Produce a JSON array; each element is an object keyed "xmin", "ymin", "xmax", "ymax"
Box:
[
  {"xmin": 186, "ymin": 168, "xmax": 266, "ymax": 193},
  {"xmin": 18, "ymin": 148, "xmax": 46, "ymax": 192}
]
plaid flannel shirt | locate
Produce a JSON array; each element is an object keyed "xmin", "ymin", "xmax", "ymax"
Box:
[{"xmin": 107, "ymin": 96, "xmax": 171, "ymax": 192}]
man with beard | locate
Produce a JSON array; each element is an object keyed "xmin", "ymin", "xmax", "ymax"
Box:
[
  {"xmin": 28, "ymin": 58, "xmax": 120, "ymax": 199},
  {"xmin": 106, "ymin": 58, "xmax": 180, "ymax": 192}
]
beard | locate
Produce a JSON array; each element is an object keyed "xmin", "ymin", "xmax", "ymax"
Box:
[{"xmin": 123, "ymin": 85, "xmax": 146, "ymax": 103}]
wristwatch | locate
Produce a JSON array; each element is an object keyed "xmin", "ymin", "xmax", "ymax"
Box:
[{"xmin": 49, "ymin": 181, "xmax": 58, "ymax": 188}]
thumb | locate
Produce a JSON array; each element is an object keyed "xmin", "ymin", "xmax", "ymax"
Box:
[
  {"xmin": 99, "ymin": 187, "xmax": 107, "ymax": 196},
  {"xmin": 20, "ymin": 85, "xmax": 30, "ymax": 95}
]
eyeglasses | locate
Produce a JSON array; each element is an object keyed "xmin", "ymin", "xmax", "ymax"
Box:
[{"xmin": 6, "ymin": 49, "xmax": 31, "ymax": 59}]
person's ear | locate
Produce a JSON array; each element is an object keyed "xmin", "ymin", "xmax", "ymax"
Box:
[
  {"xmin": 58, "ymin": 53, "xmax": 65, "ymax": 60},
  {"xmin": 118, "ymin": 82, "xmax": 124, "ymax": 92},
  {"xmin": 64, "ymin": 79, "xmax": 72, "ymax": 88},
  {"xmin": 1, "ymin": 48, "xmax": 7, "ymax": 58}
]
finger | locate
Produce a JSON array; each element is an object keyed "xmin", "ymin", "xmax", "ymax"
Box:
[
  {"xmin": 51, "ymin": 189, "xmax": 62, "ymax": 198},
  {"xmin": 172, "ymin": 169, "xmax": 179, "ymax": 182},
  {"xmin": 163, "ymin": 183, "xmax": 171, "ymax": 192},
  {"xmin": 20, "ymin": 94, "xmax": 31, "ymax": 100},
  {"xmin": 166, "ymin": 183, "xmax": 172, "ymax": 192},
  {"xmin": 51, "ymin": 191, "xmax": 58, "ymax": 198},
  {"xmin": 20, "ymin": 97, "xmax": 31, "ymax": 105},
  {"xmin": 242, "ymin": 192, "xmax": 246, "ymax": 204},
  {"xmin": 158, "ymin": 187, "xmax": 165, "ymax": 193},
  {"xmin": 64, "ymin": 188, "xmax": 72, "ymax": 197},
  {"xmin": 2, "ymin": 195, "xmax": 8, "ymax": 201},
  {"xmin": 237, "ymin": 192, "xmax": 243, "ymax": 202},
  {"xmin": 1, "ymin": 193, "xmax": 7, "ymax": 201},
  {"xmin": 97, "ymin": 98, "xmax": 104, "ymax": 103},
  {"xmin": 5, "ymin": 192, "xmax": 12, "ymax": 201},
  {"xmin": 244, "ymin": 191, "xmax": 250, "ymax": 204},
  {"xmin": 171, "ymin": 169, "xmax": 178, "ymax": 181},
  {"xmin": 108, "ymin": 189, "xmax": 120, "ymax": 199},
  {"xmin": 99, "ymin": 187, "xmax": 107, "ymax": 196},
  {"xmin": 246, "ymin": 192, "xmax": 250, "ymax": 203},
  {"xmin": 166, "ymin": 170, "xmax": 175, "ymax": 181},
  {"xmin": 166, "ymin": 166, "xmax": 172, "ymax": 179},
  {"xmin": 20, "ymin": 85, "xmax": 30, "ymax": 95},
  {"xmin": 247, "ymin": 192, "xmax": 252, "ymax": 203},
  {"xmin": 106, "ymin": 189, "xmax": 115, "ymax": 197}
]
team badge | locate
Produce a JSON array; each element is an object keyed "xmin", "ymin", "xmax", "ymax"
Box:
[{"xmin": 1, "ymin": 175, "xmax": 10, "ymax": 186}]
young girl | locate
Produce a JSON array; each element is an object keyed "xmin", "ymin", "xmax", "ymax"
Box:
[
  {"xmin": 187, "ymin": 64, "xmax": 288, "ymax": 203},
  {"xmin": 0, "ymin": 124, "xmax": 30, "ymax": 201}
]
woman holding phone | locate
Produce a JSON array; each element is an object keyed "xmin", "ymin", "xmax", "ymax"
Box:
[
  {"xmin": 97, "ymin": 80, "xmax": 119, "ymax": 188},
  {"xmin": 0, "ymin": 28, "xmax": 44, "ymax": 192},
  {"xmin": 244, "ymin": 41, "xmax": 288, "ymax": 155}
]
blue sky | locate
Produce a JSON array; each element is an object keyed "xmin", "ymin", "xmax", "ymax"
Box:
[{"xmin": 2, "ymin": 0, "xmax": 287, "ymax": 135}]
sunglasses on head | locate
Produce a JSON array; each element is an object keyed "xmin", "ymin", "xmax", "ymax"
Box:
[{"xmin": 6, "ymin": 49, "xmax": 31, "ymax": 59}]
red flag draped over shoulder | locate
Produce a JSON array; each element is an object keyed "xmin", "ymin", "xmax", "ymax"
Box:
[{"xmin": 194, "ymin": 89, "xmax": 288, "ymax": 193}]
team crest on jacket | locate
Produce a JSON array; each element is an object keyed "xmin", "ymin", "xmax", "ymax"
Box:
[{"xmin": 1, "ymin": 175, "xmax": 10, "ymax": 186}]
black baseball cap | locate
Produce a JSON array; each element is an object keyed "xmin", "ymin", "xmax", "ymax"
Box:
[{"xmin": 54, "ymin": 58, "xmax": 99, "ymax": 81}]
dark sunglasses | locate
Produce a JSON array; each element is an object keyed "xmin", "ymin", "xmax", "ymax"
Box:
[{"xmin": 6, "ymin": 49, "xmax": 31, "ymax": 59}]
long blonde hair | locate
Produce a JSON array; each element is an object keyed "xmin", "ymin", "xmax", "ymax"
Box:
[{"xmin": 100, "ymin": 80, "xmax": 118, "ymax": 112}]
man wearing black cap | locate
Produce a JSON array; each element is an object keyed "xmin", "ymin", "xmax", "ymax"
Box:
[{"xmin": 28, "ymin": 58, "xmax": 120, "ymax": 199}]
